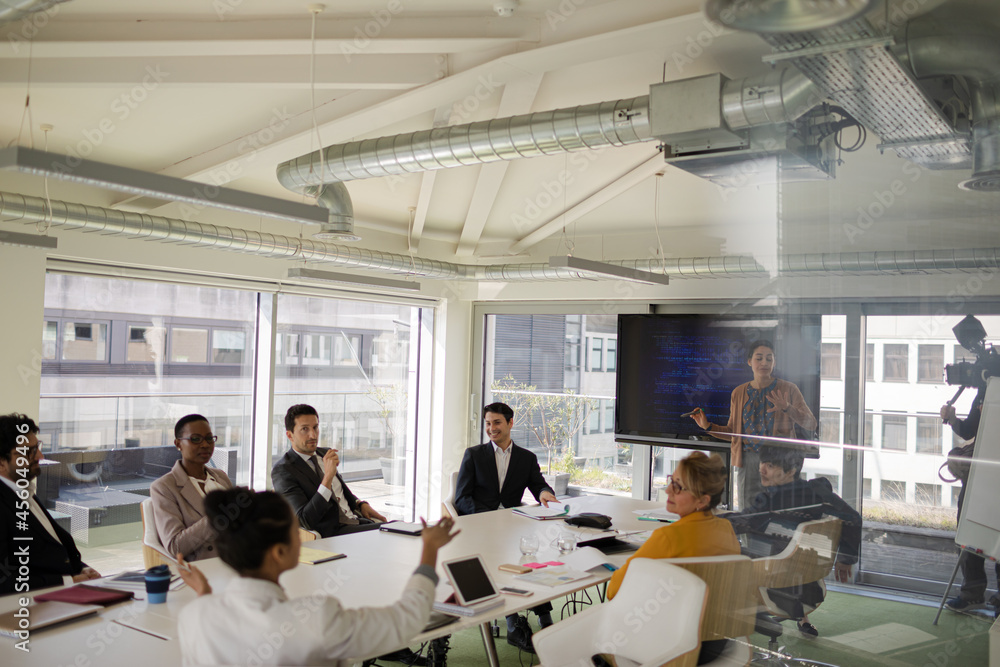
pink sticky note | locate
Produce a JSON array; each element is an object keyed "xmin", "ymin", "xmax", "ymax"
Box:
[
  {"xmin": 523, "ymin": 562, "xmax": 547, "ymax": 569},
  {"xmin": 543, "ymin": 561, "xmax": 564, "ymax": 566}
]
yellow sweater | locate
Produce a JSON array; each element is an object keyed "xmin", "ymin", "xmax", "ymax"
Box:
[{"xmin": 607, "ymin": 511, "xmax": 739, "ymax": 599}]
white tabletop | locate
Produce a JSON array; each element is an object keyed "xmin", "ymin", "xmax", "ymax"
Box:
[{"xmin": 1, "ymin": 494, "xmax": 661, "ymax": 664}]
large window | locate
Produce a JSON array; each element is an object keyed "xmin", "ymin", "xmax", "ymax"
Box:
[
  {"xmin": 483, "ymin": 313, "xmax": 628, "ymax": 497},
  {"xmin": 882, "ymin": 414, "xmax": 908, "ymax": 451},
  {"xmin": 39, "ymin": 273, "xmax": 430, "ymax": 577},
  {"xmin": 821, "ymin": 343, "xmax": 841, "ymax": 379},
  {"xmin": 916, "ymin": 416, "xmax": 942, "ymax": 454}
]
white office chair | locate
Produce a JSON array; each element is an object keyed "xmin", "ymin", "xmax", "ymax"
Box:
[
  {"xmin": 533, "ymin": 558, "xmax": 708, "ymax": 667},
  {"xmin": 140, "ymin": 498, "xmax": 174, "ymax": 569},
  {"xmin": 668, "ymin": 555, "xmax": 756, "ymax": 667},
  {"xmin": 442, "ymin": 470, "xmax": 459, "ymax": 518}
]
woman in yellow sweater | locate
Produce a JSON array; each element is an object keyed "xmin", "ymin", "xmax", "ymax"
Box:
[
  {"xmin": 606, "ymin": 451, "xmax": 739, "ymax": 664},
  {"xmin": 607, "ymin": 451, "xmax": 738, "ymax": 599}
]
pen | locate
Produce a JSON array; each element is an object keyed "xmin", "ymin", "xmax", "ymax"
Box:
[{"xmin": 680, "ymin": 408, "xmax": 702, "ymax": 418}]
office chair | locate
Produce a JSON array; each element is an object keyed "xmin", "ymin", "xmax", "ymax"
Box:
[
  {"xmin": 669, "ymin": 555, "xmax": 757, "ymax": 667},
  {"xmin": 140, "ymin": 498, "xmax": 175, "ymax": 568},
  {"xmin": 750, "ymin": 517, "xmax": 842, "ymax": 667},
  {"xmin": 532, "ymin": 558, "xmax": 708, "ymax": 667},
  {"xmin": 441, "ymin": 470, "xmax": 459, "ymax": 519}
]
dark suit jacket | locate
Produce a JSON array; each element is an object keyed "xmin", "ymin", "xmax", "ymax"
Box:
[
  {"xmin": 271, "ymin": 448, "xmax": 367, "ymax": 537},
  {"xmin": 454, "ymin": 442, "xmax": 554, "ymax": 516},
  {"xmin": 0, "ymin": 482, "xmax": 87, "ymax": 595}
]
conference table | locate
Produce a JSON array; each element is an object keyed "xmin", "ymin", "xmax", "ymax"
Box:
[{"xmin": 1, "ymin": 494, "xmax": 662, "ymax": 666}]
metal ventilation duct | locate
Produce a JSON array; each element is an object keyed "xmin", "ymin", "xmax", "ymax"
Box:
[
  {"xmin": 895, "ymin": 18, "xmax": 1000, "ymax": 191},
  {"xmin": 3, "ymin": 191, "xmax": 999, "ymax": 281},
  {"xmin": 0, "ymin": 0, "xmax": 70, "ymax": 26},
  {"xmin": 276, "ymin": 97, "xmax": 653, "ymax": 192}
]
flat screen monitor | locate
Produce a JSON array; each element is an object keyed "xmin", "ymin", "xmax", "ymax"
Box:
[{"xmin": 615, "ymin": 314, "xmax": 822, "ymax": 446}]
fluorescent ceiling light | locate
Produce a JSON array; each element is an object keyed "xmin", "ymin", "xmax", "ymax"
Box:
[
  {"xmin": 703, "ymin": 0, "xmax": 874, "ymax": 34},
  {"xmin": 0, "ymin": 147, "xmax": 329, "ymax": 226},
  {"xmin": 287, "ymin": 268, "xmax": 421, "ymax": 292},
  {"xmin": 0, "ymin": 229, "xmax": 58, "ymax": 249},
  {"xmin": 548, "ymin": 256, "xmax": 669, "ymax": 285}
]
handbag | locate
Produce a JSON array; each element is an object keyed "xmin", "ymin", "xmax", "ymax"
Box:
[{"xmin": 939, "ymin": 440, "xmax": 976, "ymax": 483}]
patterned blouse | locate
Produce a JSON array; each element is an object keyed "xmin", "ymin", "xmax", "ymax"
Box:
[{"xmin": 742, "ymin": 379, "xmax": 777, "ymax": 452}]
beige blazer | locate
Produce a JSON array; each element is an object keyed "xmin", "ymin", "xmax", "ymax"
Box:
[{"xmin": 150, "ymin": 460, "xmax": 233, "ymax": 562}]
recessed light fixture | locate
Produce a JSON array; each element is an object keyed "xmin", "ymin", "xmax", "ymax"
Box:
[
  {"xmin": 703, "ymin": 0, "xmax": 874, "ymax": 34},
  {"xmin": 0, "ymin": 147, "xmax": 329, "ymax": 226},
  {"xmin": 548, "ymin": 256, "xmax": 669, "ymax": 285},
  {"xmin": 287, "ymin": 267, "xmax": 421, "ymax": 291},
  {"xmin": 0, "ymin": 229, "xmax": 58, "ymax": 249}
]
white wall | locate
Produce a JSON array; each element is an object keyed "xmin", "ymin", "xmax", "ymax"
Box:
[{"xmin": 0, "ymin": 244, "xmax": 47, "ymax": 417}]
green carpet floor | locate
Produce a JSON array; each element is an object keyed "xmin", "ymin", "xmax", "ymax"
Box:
[{"xmin": 381, "ymin": 589, "xmax": 994, "ymax": 666}]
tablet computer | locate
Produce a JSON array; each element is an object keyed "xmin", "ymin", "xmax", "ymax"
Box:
[{"xmin": 440, "ymin": 554, "xmax": 502, "ymax": 607}]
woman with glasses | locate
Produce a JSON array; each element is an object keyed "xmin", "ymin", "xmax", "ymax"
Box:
[
  {"xmin": 607, "ymin": 451, "xmax": 738, "ymax": 599},
  {"xmin": 605, "ymin": 451, "xmax": 739, "ymax": 664},
  {"xmin": 150, "ymin": 413, "xmax": 233, "ymax": 561}
]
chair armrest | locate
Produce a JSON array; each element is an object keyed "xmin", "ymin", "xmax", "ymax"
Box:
[{"xmin": 533, "ymin": 610, "xmax": 606, "ymax": 666}]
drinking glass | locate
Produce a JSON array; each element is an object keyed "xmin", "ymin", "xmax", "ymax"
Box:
[
  {"xmin": 557, "ymin": 535, "xmax": 577, "ymax": 555},
  {"xmin": 519, "ymin": 535, "xmax": 539, "ymax": 557}
]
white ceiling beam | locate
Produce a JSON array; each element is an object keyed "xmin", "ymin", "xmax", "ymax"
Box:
[
  {"xmin": 456, "ymin": 74, "xmax": 543, "ymax": 257},
  {"xmin": 408, "ymin": 105, "xmax": 454, "ymax": 253},
  {"xmin": 0, "ymin": 18, "xmax": 538, "ymax": 58},
  {"xmin": 508, "ymin": 153, "xmax": 666, "ymax": 254},
  {"xmin": 0, "ymin": 54, "xmax": 442, "ymax": 89}
]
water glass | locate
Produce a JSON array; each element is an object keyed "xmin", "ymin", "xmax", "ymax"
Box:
[
  {"xmin": 557, "ymin": 535, "xmax": 577, "ymax": 555},
  {"xmin": 519, "ymin": 535, "xmax": 539, "ymax": 557}
]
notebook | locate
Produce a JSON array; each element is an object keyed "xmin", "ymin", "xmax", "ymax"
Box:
[
  {"xmin": 298, "ymin": 546, "xmax": 347, "ymax": 565},
  {"xmin": 0, "ymin": 601, "xmax": 102, "ymax": 637}
]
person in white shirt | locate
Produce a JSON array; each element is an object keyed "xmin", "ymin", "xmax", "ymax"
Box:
[
  {"xmin": 176, "ymin": 488, "xmax": 458, "ymax": 667},
  {"xmin": 150, "ymin": 414, "xmax": 234, "ymax": 562},
  {"xmin": 0, "ymin": 413, "xmax": 100, "ymax": 595}
]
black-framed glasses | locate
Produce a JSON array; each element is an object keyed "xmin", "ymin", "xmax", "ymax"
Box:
[
  {"xmin": 666, "ymin": 475, "xmax": 687, "ymax": 494},
  {"xmin": 178, "ymin": 435, "xmax": 218, "ymax": 445}
]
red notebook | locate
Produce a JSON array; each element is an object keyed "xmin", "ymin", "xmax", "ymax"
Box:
[{"xmin": 35, "ymin": 584, "xmax": 134, "ymax": 607}]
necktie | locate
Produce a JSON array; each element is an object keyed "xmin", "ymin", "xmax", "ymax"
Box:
[{"xmin": 309, "ymin": 455, "xmax": 322, "ymax": 478}]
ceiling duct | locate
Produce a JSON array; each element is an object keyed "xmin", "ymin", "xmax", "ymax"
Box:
[
  {"xmin": 3, "ymin": 191, "xmax": 999, "ymax": 282},
  {"xmin": 703, "ymin": 0, "xmax": 875, "ymax": 34},
  {"xmin": 0, "ymin": 0, "xmax": 71, "ymax": 27},
  {"xmin": 276, "ymin": 69, "xmax": 825, "ymax": 202},
  {"xmin": 649, "ymin": 69, "xmax": 836, "ymax": 186},
  {"xmin": 893, "ymin": 17, "xmax": 1000, "ymax": 191}
]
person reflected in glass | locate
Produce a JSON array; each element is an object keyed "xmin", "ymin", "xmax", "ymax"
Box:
[
  {"xmin": 690, "ymin": 340, "xmax": 817, "ymax": 510},
  {"xmin": 606, "ymin": 451, "xmax": 738, "ymax": 664},
  {"xmin": 150, "ymin": 414, "xmax": 233, "ymax": 562}
]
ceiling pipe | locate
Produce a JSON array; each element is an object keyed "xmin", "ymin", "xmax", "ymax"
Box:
[
  {"xmin": 0, "ymin": 0, "xmax": 70, "ymax": 26},
  {"xmin": 3, "ymin": 191, "xmax": 999, "ymax": 282},
  {"xmin": 893, "ymin": 18, "xmax": 1000, "ymax": 190}
]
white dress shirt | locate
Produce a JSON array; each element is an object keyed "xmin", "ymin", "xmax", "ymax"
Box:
[
  {"xmin": 178, "ymin": 568, "xmax": 437, "ymax": 666},
  {"xmin": 492, "ymin": 442, "xmax": 511, "ymax": 508},
  {"xmin": 294, "ymin": 450, "xmax": 360, "ymax": 521}
]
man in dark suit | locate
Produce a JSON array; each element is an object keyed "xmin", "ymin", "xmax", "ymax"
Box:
[
  {"xmin": 271, "ymin": 404, "xmax": 386, "ymax": 537},
  {"xmin": 454, "ymin": 402, "xmax": 558, "ymax": 653},
  {"xmin": 0, "ymin": 413, "xmax": 101, "ymax": 595}
]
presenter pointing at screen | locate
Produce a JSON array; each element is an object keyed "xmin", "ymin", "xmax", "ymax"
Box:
[{"xmin": 689, "ymin": 340, "xmax": 816, "ymax": 510}]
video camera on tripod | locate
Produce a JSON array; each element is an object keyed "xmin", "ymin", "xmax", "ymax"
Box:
[{"xmin": 944, "ymin": 315, "xmax": 1000, "ymax": 407}]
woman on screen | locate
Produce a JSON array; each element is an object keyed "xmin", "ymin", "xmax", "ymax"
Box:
[
  {"xmin": 176, "ymin": 488, "xmax": 458, "ymax": 666},
  {"xmin": 690, "ymin": 340, "xmax": 817, "ymax": 510},
  {"xmin": 606, "ymin": 451, "xmax": 738, "ymax": 664}
]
